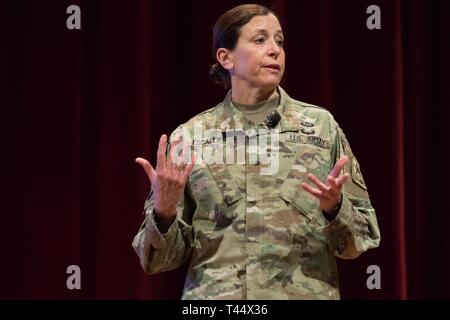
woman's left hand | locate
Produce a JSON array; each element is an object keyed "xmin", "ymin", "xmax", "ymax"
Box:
[{"xmin": 300, "ymin": 155, "xmax": 350, "ymax": 216}]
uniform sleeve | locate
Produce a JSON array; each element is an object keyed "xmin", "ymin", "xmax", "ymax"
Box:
[
  {"xmin": 323, "ymin": 126, "xmax": 381, "ymax": 259},
  {"xmin": 131, "ymin": 127, "xmax": 197, "ymax": 274}
]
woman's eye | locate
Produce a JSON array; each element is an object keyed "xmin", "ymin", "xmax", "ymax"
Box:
[
  {"xmin": 276, "ymin": 39, "xmax": 284, "ymax": 47},
  {"xmin": 254, "ymin": 37, "xmax": 265, "ymax": 43}
]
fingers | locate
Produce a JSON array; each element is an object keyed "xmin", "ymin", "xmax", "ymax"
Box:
[
  {"xmin": 181, "ymin": 151, "xmax": 197, "ymax": 181},
  {"xmin": 329, "ymin": 173, "xmax": 350, "ymax": 188},
  {"xmin": 329, "ymin": 155, "xmax": 348, "ymax": 178},
  {"xmin": 327, "ymin": 175, "xmax": 339, "ymax": 191},
  {"xmin": 156, "ymin": 134, "xmax": 168, "ymax": 169},
  {"xmin": 307, "ymin": 173, "xmax": 330, "ymax": 193},
  {"xmin": 168, "ymin": 138, "xmax": 183, "ymax": 166},
  {"xmin": 336, "ymin": 173, "xmax": 350, "ymax": 186},
  {"xmin": 326, "ymin": 176, "xmax": 344, "ymax": 200},
  {"xmin": 182, "ymin": 162, "xmax": 195, "ymax": 182},
  {"xmin": 302, "ymin": 171, "xmax": 350, "ymax": 200},
  {"xmin": 135, "ymin": 157, "xmax": 156, "ymax": 183},
  {"xmin": 301, "ymin": 182, "xmax": 322, "ymax": 198}
]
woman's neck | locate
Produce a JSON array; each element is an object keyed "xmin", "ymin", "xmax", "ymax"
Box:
[{"xmin": 231, "ymin": 84, "xmax": 278, "ymax": 105}]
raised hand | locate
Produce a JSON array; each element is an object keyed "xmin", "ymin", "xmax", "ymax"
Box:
[
  {"xmin": 135, "ymin": 134, "xmax": 195, "ymax": 224},
  {"xmin": 300, "ymin": 155, "xmax": 350, "ymax": 215}
]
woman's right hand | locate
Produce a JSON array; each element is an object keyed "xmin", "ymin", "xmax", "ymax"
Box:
[{"xmin": 135, "ymin": 134, "xmax": 195, "ymax": 227}]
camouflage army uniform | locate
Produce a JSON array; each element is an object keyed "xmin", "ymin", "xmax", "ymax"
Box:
[{"xmin": 132, "ymin": 87, "xmax": 380, "ymax": 299}]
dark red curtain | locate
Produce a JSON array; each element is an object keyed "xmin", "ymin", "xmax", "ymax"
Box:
[{"xmin": 1, "ymin": 0, "xmax": 449, "ymax": 299}]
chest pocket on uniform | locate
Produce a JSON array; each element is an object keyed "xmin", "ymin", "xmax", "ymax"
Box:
[
  {"xmin": 280, "ymin": 183, "xmax": 317, "ymax": 221},
  {"xmin": 189, "ymin": 159, "xmax": 243, "ymax": 227},
  {"xmin": 278, "ymin": 139, "xmax": 333, "ymax": 223}
]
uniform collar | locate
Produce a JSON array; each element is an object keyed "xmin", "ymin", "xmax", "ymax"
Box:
[{"xmin": 216, "ymin": 86, "xmax": 298, "ymax": 133}]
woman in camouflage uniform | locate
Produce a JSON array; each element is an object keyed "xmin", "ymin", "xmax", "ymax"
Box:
[{"xmin": 133, "ymin": 4, "xmax": 380, "ymax": 300}]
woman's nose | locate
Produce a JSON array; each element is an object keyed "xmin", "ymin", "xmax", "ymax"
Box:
[{"xmin": 268, "ymin": 39, "xmax": 281, "ymax": 57}]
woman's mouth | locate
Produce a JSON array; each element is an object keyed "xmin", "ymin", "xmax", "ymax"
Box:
[{"xmin": 263, "ymin": 64, "xmax": 281, "ymax": 71}]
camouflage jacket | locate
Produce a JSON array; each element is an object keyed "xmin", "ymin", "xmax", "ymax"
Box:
[{"xmin": 132, "ymin": 87, "xmax": 380, "ymax": 299}]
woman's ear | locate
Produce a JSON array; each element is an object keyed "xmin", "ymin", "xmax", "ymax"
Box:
[{"xmin": 216, "ymin": 48, "xmax": 234, "ymax": 71}]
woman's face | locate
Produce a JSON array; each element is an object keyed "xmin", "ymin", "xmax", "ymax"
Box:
[{"xmin": 230, "ymin": 14, "xmax": 285, "ymax": 90}]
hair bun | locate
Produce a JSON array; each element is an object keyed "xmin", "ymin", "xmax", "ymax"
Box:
[{"xmin": 209, "ymin": 63, "xmax": 227, "ymax": 85}]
